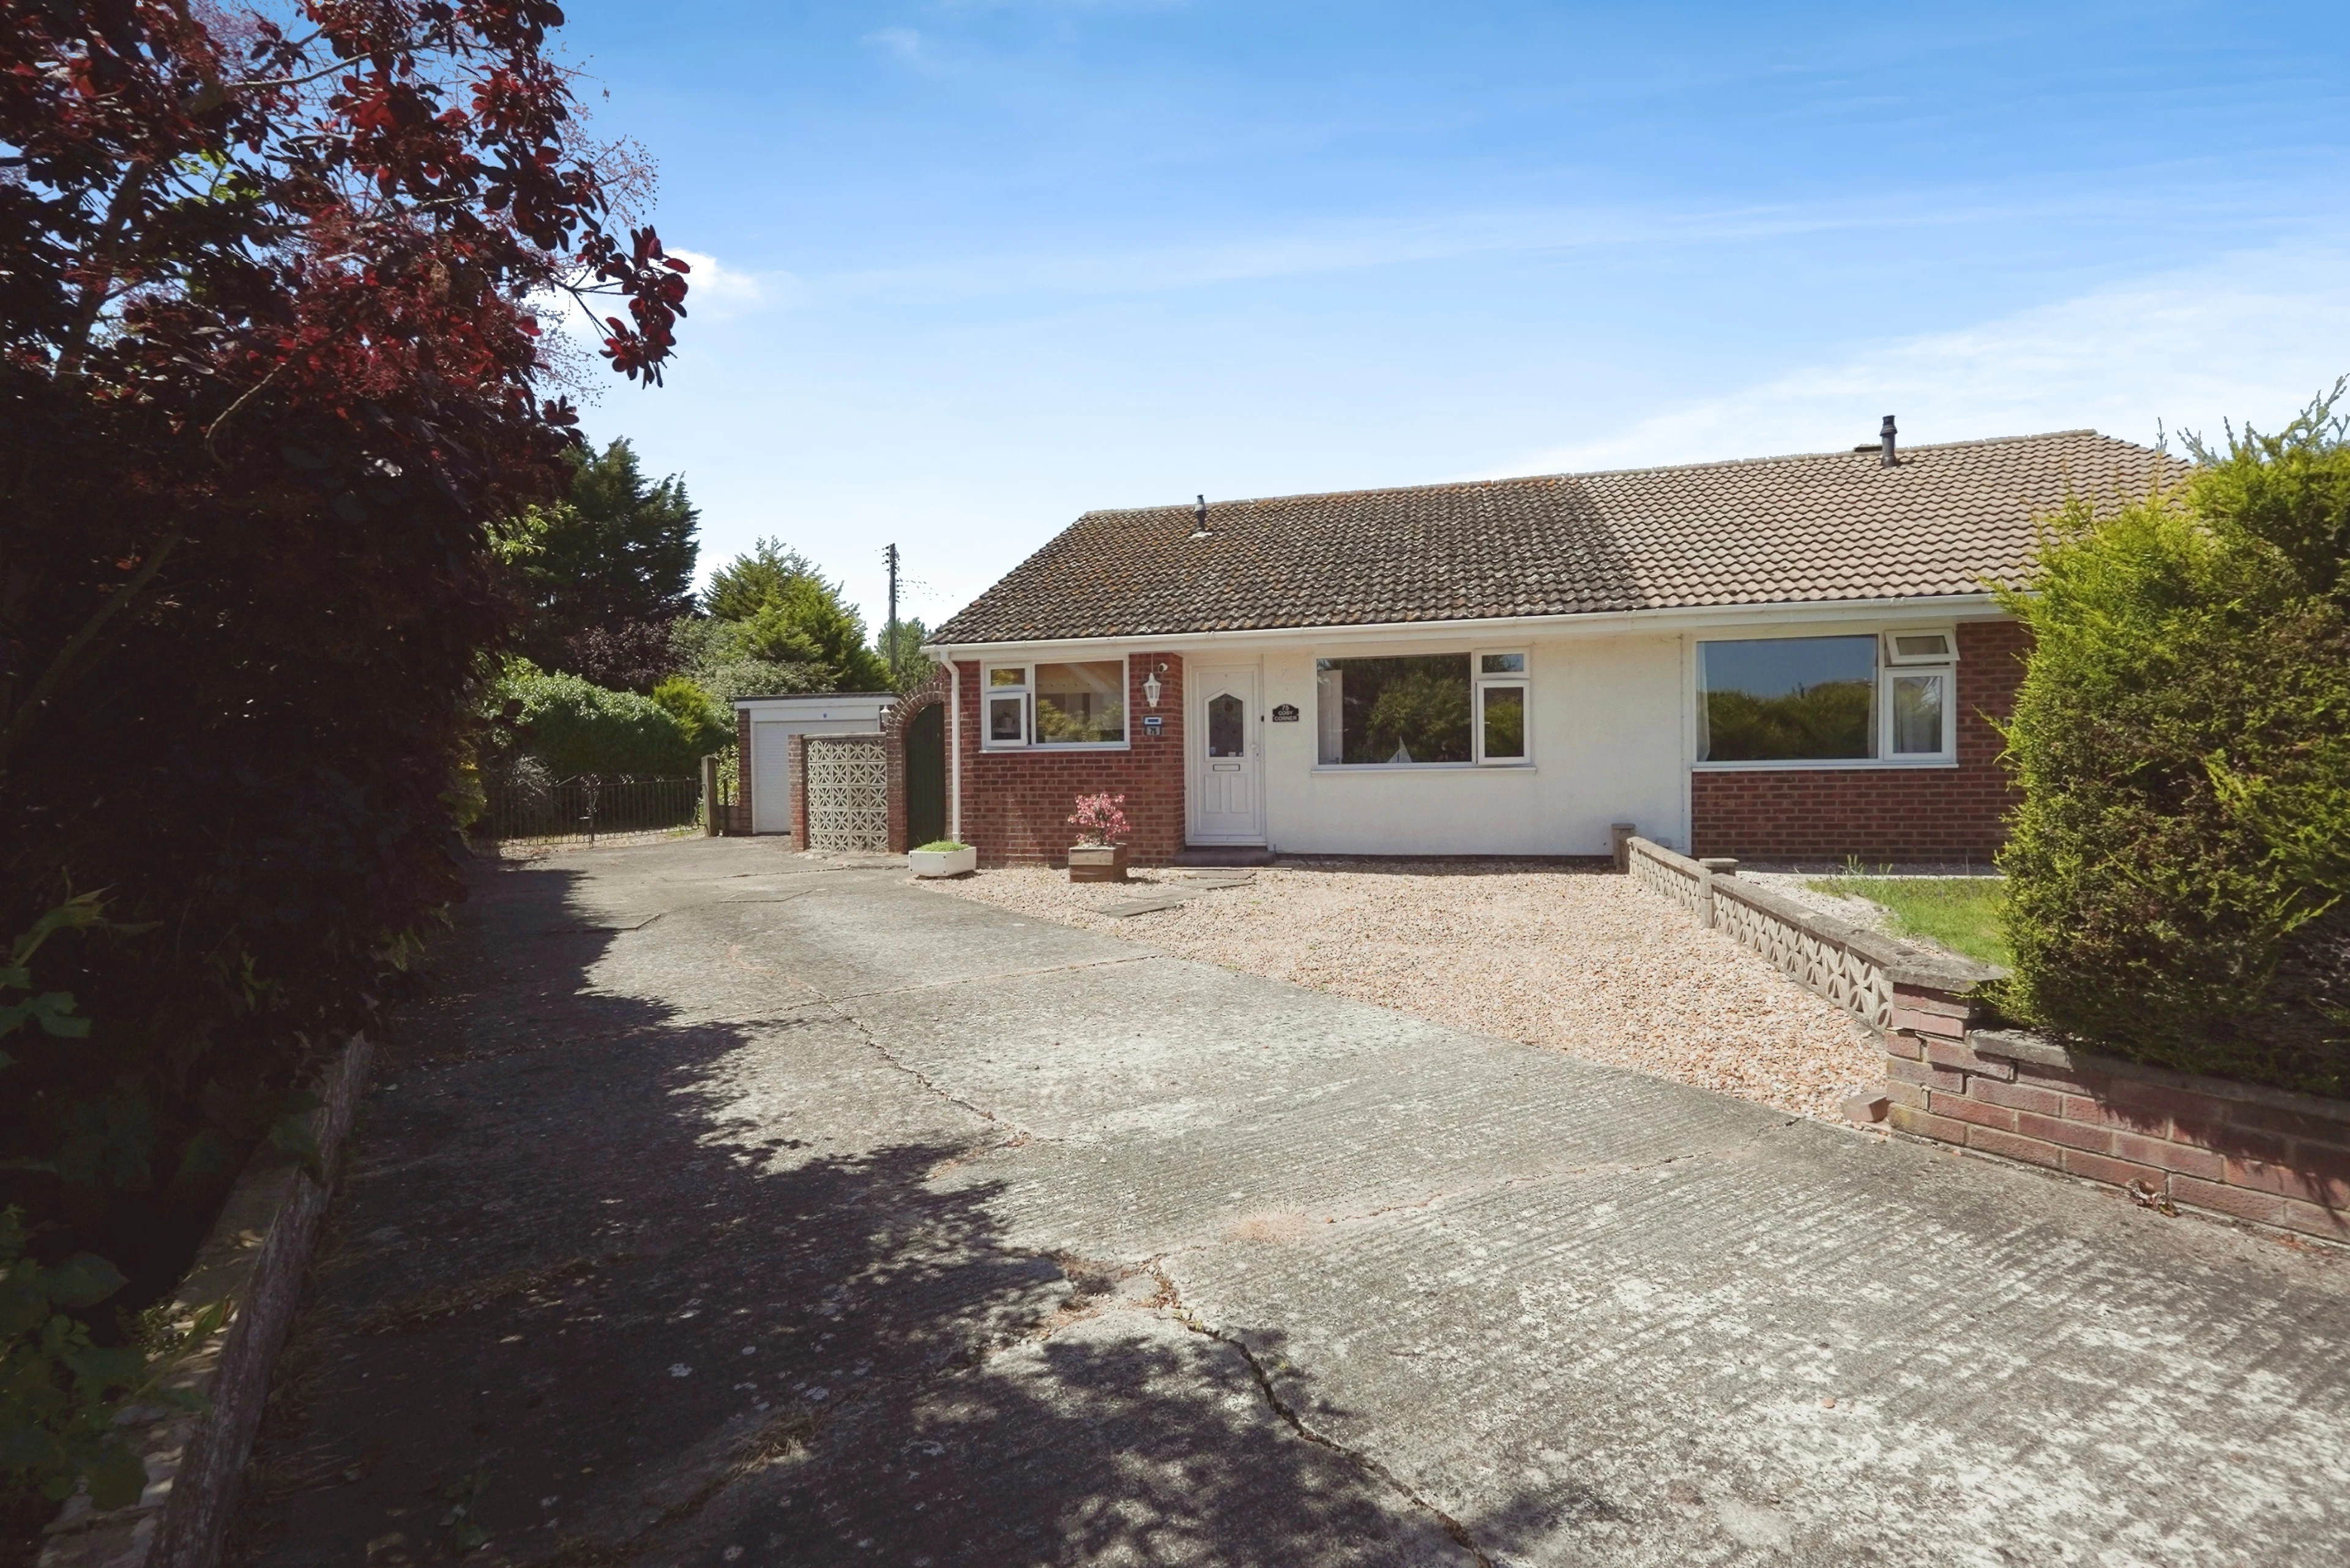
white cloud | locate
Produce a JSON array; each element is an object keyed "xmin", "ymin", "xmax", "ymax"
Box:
[
  {"xmin": 862, "ymin": 24, "xmax": 962, "ymax": 73},
  {"xmin": 1507, "ymin": 242, "xmax": 2350, "ymax": 476},
  {"xmin": 666, "ymin": 249, "xmax": 807, "ymax": 317}
]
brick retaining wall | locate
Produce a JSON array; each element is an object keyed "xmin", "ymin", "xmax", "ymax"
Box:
[
  {"xmin": 1886, "ymin": 1005, "xmax": 2350, "ymax": 1244},
  {"xmin": 1622, "ymin": 835, "xmax": 2350, "ymax": 1246}
]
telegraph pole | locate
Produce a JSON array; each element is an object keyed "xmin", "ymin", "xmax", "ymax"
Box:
[{"xmin": 884, "ymin": 542, "xmax": 900, "ymax": 681}]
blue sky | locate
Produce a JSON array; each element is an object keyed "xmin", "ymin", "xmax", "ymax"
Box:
[{"xmin": 549, "ymin": 1, "xmax": 2350, "ymax": 633}]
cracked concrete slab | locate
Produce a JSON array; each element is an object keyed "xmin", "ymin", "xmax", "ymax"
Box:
[{"xmin": 231, "ymin": 838, "xmax": 2350, "ymax": 1568}]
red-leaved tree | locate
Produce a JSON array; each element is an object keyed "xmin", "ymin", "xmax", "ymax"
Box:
[{"xmin": 0, "ymin": 0, "xmax": 690, "ymax": 1322}]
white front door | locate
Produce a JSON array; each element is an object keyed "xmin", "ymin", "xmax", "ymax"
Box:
[{"xmin": 1190, "ymin": 663, "xmax": 1263, "ymax": 845}]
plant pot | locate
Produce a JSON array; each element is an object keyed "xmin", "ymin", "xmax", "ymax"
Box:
[
  {"xmin": 1067, "ymin": 843, "xmax": 1129, "ymax": 883},
  {"xmin": 908, "ymin": 845, "xmax": 979, "ymax": 878}
]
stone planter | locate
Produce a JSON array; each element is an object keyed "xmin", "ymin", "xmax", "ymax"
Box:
[
  {"xmin": 908, "ymin": 844, "xmax": 978, "ymax": 878},
  {"xmin": 1067, "ymin": 843, "xmax": 1129, "ymax": 883}
]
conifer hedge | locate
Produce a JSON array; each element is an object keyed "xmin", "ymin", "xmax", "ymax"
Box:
[{"xmin": 1994, "ymin": 394, "xmax": 2350, "ymax": 1094}]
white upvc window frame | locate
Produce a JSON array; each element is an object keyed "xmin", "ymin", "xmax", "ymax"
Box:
[
  {"xmin": 1473, "ymin": 648, "xmax": 1532, "ymax": 766},
  {"xmin": 1310, "ymin": 648, "xmax": 1536, "ymax": 771},
  {"xmin": 1690, "ymin": 627, "xmax": 1960, "ymax": 771},
  {"xmin": 980, "ymin": 656, "xmax": 1131, "ymax": 750},
  {"xmin": 1881, "ymin": 630, "xmax": 1958, "ymax": 763}
]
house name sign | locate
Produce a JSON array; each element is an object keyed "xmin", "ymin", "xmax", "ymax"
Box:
[{"xmin": 1270, "ymin": 704, "xmax": 1300, "ymax": 722}]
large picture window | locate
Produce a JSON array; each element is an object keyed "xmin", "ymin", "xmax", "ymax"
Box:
[
  {"xmin": 982, "ymin": 659, "xmax": 1126, "ymax": 747},
  {"xmin": 1315, "ymin": 651, "xmax": 1531, "ymax": 766},
  {"xmin": 1696, "ymin": 633, "xmax": 1956, "ymax": 764}
]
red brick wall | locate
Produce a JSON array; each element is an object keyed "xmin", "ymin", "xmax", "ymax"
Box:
[
  {"xmin": 1883, "ymin": 984, "xmax": 2350, "ymax": 1245},
  {"xmin": 957, "ymin": 654, "xmax": 1186, "ymax": 866},
  {"xmin": 1692, "ymin": 618, "xmax": 2029, "ymax": 861}
]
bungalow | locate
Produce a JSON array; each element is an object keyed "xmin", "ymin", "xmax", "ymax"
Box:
[{"xmin": 925, "ymin": 424, "xmax": 2174, "ymax": 867}]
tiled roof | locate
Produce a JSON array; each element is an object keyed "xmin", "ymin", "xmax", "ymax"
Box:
[{"xmin": 932, "ymin": 430, "xmax": 2177, "ymax": 645}]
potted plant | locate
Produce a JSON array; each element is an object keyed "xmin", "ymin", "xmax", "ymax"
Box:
[
  {"xmin": 1065, "ymin": 793, "xmax": 1132, "ymax": 883},
  {"xmin": 908, "ymin": 839, "xmax": 979, "ymax": 878}
]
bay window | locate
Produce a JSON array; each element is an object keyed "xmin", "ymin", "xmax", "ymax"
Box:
[{"xmin": 1696, "ymin": 632, "xmax": 1957, "ymax": 765}]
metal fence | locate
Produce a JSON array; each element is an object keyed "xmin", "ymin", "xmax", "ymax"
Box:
[{"xmin": 477, "ymin": 774, "xmax": 703, "ymax": 846}]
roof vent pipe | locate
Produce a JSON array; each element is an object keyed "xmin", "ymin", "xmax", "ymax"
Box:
[
  {"xmin": 1879, "ymin": 414, "xmax": 1898, "ymax": 468},
  {"xmin": 1191, "ymin": 493, "xmax": 1210, "ymax": 539}
]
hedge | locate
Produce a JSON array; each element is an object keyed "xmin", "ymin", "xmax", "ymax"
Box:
[
  {"xmin": 493, "ymin": 662, "xmax": 706, "ymax": 780},
  {"xmin": 1993, "ymin": 399, "xmax": 2350, "ymax": 1094}
]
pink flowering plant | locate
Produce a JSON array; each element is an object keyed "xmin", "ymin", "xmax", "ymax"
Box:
[{"xmin": 1067, "ymin": 793, "xmax": 1132, "ymax": 847}]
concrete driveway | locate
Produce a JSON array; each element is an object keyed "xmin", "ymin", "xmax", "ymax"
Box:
[{"xmin": 233, "ymin": 838, "xmax": 2350, "ymax": 1567}]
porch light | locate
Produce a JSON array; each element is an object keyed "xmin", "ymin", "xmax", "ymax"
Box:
[{"xmin": 1143, "ymin": 666, "xmax": 1163, "ymax": 709}]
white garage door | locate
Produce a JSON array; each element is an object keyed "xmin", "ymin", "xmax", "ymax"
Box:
[{"xmin": 752, "ymin": 721, "xmax": 791, "ymax": 834}]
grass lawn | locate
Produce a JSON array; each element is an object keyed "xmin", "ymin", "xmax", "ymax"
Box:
[{"xmin": 1805, "ymin": 876, "xmax": 2011, "ymax": 969}]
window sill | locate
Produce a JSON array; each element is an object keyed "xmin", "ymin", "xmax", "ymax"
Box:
[
  {"xmin": 1309, "ymin": 763, "xmax": 1536, "ymax": 774},
  {"xmin": 1692, "ymin": 758, "xmax": 1958, "ymax": 772},
  {"xmin": 981, "ymin": 742, "xmax": 1132, "ymax": 753}
]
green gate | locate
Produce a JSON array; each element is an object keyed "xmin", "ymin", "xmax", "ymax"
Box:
[{"xmin": 906, "ymin": 703, "xmax": 947, "ymax": 846}]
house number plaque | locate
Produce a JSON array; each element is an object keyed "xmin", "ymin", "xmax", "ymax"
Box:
[{"xmin": 1270, "ymin": 703, "xmax": 1300, "ymax": 722}]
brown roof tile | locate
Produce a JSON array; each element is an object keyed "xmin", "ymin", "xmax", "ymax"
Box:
[{"xmin": 933, "ymin": 430, "xmax": 2178, "ymax": 645}]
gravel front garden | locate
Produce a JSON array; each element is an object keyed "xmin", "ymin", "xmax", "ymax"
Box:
[{"xmin": 921, "ymin": 859, "xmax": 1881, "ymax": 1121}]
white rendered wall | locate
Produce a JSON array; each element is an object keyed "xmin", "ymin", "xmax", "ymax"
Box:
[{"xmin": 1256, "ymin": 633, "xmax": 1688, "ymax": 856}]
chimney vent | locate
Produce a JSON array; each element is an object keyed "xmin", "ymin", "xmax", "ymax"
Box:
[
  {"xmin": 1190, "ymin": 493, "xmax": 1210, "ymax": 539},
  {"xmin": 1879, "ymin": 414, "xmax": 1898, "ymax": 468}
]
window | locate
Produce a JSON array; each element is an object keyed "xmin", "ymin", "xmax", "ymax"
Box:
[
  {"xmin": 1475, "ymin": 651, "xmax": 1528, "ymax": 763},
  {"xmin": 1035, "ymin": 661, "xmax": 1125, "ymax": 742},
  {"xmin": 1313, "ymin": 650, "xmax": 1531, "ymax": 766},
  {"xmin": 983, "ymin": 659, "xmax": 1127, "ymax": 747},
  {"xmin": 1696, "ymin": 631, "xmax": 1956, "ymax": 764},
  {"xmin": 1317, "ymin": 654, "xmax": 1471, "ymax": 764},
  {"xmin": 1207, "ymin": 692, "xmax": 1245, "ymax": 757}
]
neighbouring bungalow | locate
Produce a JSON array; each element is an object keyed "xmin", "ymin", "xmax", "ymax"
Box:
[{"xmin": 923, "ymin": 423, "xmax": 2175, "ymax": 867}]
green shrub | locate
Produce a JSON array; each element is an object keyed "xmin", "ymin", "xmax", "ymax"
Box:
[
  {"xmin": 1993, "ymin": 395, "xmax": 2350, "ymax": 1093},
  {"xmin": 651, "ymin": 676, "xmax": 733, "ymax": 757},
  {"xmin": 491, "ymin": 662, "xmax": 701, "ymax": 779}
]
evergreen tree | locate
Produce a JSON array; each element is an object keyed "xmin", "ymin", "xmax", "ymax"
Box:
[
  {"xmin": 508, "ymin": 438, "xmax": 700, "ymax": 685},
  {"xmin": 687, "ymin": 539, "xmax": 892, "ymax": 692},
  {"xmin": 702, "ymin": 537, "xmax": 816, "ymax": 622}
]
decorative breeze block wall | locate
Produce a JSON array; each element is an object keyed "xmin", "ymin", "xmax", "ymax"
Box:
[{"xmin": 802, "ymin": 733, "xmax": 889, "ymax": 853}]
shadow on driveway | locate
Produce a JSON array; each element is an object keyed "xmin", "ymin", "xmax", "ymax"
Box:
[{"xmin": 229, "ymin": 851, "xmax": 1520, "ymax": 1567}]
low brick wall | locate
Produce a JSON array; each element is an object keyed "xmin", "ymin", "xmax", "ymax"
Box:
[
  {"xmin": 1887, "ymin": 1015, "xmax": 2350, "ymax": 1244},
  {"xmin": 41, "ymin": 1033, "xmax": 374, "ymax": 1568},
  {"xmin": 1622, "ymin": 837, "xmax": 2350, "ymax": 1245}
]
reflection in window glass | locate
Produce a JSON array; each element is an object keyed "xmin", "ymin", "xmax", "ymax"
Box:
[
  {"xmin": 1699, "ymin": 637, "xmax": 1877, "ymax": 761},
  {"xmin": 1315, "ymin": 655, "xmax": 1471, "ymax": 764},
  {"xmin": 1034, "ymin": 660, "xmax": 1124, "ymax": 743},
  {"xmin": 1480, "ymin": 652, "xmax": 1526, "ymax": 674},
  {"xmin": 989, "ymin": 666, "xmax": 1025, "ymax": 687},
  {"xmin": 1890, "ymin": 673, "xmax": 1946, "ymax": 755},
  {"xmin": 1480, "ymin": 685, "xmax": 1526, "ymax": 759},
  {"xmin": 987, "ymin": 695, "xmax": 1025, "ymax": 743},
  {"xmin": 1207, "ymin": 693, "xmax": 1245, "ymax": 757}
]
